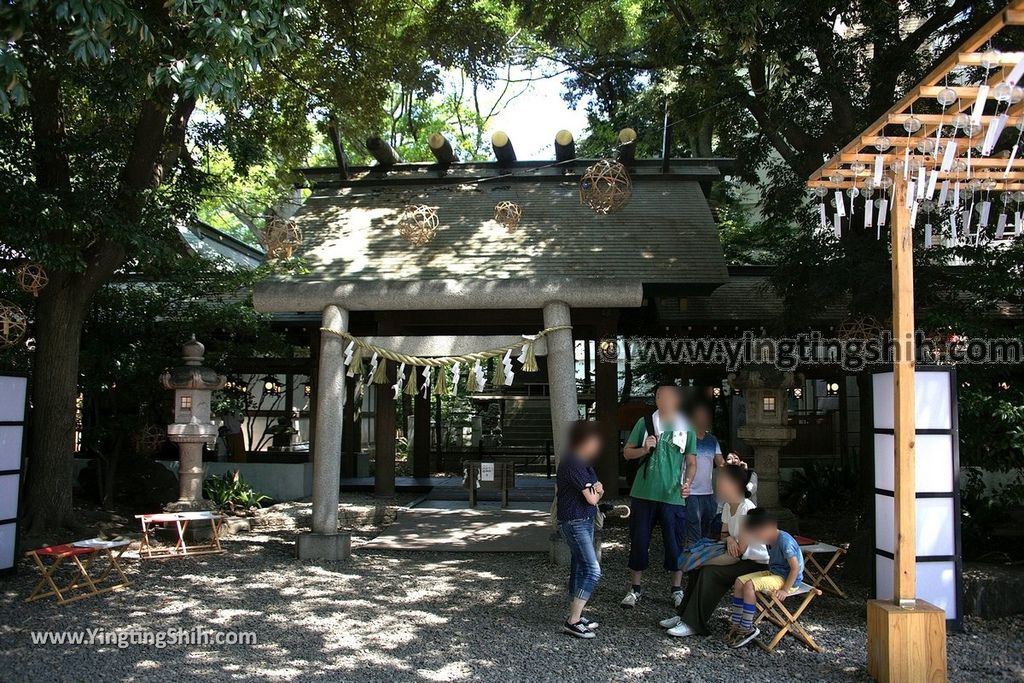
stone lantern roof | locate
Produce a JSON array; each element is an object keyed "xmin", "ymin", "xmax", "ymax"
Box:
[{"xmin": 159, "ymin": 335, "xmax": 227, "ymax": 391}]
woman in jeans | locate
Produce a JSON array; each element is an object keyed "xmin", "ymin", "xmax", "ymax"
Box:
[{"xmin": 556, "ymin": 420, "xmax": 605, "ymax": 639}]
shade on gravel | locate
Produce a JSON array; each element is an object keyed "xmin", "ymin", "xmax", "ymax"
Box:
[{"xmin": 0, "ymin": 503, "xmax": 1020, "ymax": 682}]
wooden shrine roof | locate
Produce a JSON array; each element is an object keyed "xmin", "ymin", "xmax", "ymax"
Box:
[{"xmin": 261, "ymin": 160, "xmax": 730, "ymax": 295}]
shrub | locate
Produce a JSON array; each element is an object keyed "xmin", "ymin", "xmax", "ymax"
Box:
[{"xmin": 203, "ymin": 471, "xmax": 271, "ymax": 515}]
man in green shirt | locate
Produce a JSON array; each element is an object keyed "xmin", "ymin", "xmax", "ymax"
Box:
[{"xmin": 620, "ymin": 382, "xmax": 697, "ymax": 609}]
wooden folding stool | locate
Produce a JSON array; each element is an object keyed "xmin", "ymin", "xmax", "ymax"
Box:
[
  {"xmin": 753, "ymin": 581, "xmax": 823, "ymax": 653},
  {"xmin": 25, "ymin": 539, "xmax": 132, "ymax": 605}
]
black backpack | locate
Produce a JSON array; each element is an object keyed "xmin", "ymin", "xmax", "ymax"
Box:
[{"xmin": 639, "ymin": 413, "xmax": 657, "ymax": 479}]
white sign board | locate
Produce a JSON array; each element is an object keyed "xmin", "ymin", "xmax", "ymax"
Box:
[
  {"xmin": 480, "ymin": 462, "xmax": 495, "ymax": 482},
  {"xmin": 0, "ymin": 374, "xmax": 28, "ymax": 576}
]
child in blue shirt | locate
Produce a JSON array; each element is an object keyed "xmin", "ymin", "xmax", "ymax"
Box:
[
  {"xmin": 726, "ymin": 507, "xmax": 804, "ymax": 648},
  {"xmin": 556, "ymin": 420, "xmax": 605, "ymax": 639}
]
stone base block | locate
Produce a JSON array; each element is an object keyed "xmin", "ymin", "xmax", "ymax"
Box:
[
  {"xmin": 867, "ymin": 599, "xmax": 947, "ymax": 682},
  {"xmin": 296, "ymin": 532, "xmax": 352, "ymax": 561}
]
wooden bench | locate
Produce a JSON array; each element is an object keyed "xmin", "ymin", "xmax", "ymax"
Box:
[
  {"xmin": 753, "ymin": 581, "xmax": 823, "ymax": 652},
  {"xmin": 136, "ymin": 511, "xmax": 224, "ymax": 559},
  {"xmin": 25, "ymin": 538, "xmax": 131, "ymax": 605}
]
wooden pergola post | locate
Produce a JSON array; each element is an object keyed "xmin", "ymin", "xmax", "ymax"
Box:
[{"xmin": 889, "ymin": 179, "xmax": 916, "ymax": 606}]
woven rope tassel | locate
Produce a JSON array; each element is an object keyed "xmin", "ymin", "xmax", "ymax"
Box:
[
  {"xmin": 348, "ymin": 348, "xmax": 363, "ymax": 376},
  {"xmin": 465, "ymin": 363, "xmax": 479, "ymax": 393},
  {"xmin": 372, "ymin": 358, "xmax": 389, "ymax": 384},
  {"xmin": 434, "ymin": 366, "xmax": 448, "ymax": 395},
  {"xmin": 490, "ymin": 359, "xmax": 504, "ymax": 388},
  {"xmin": 404, "ymin": 367, "xmax": 419, "ymax": 396},
  {"xmin": 521, "ymin": 341, "xmax": 538, "ymax": 372}
]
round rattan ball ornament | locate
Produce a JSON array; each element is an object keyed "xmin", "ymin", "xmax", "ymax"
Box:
[
  {"xmin": 399, "ymin": 204, "xmax": 439, "ymax": 246},
  {"xmin": 0, "ymin": 299, "xmax": 28, "ymax": 349},
  {"xmin": 579, "ymin": 159, "xmax": 632, "ymax": 214},
  {"xmin": 261, "ymin": 216, "xmax": 302, "ymax": 259},
  {"xmin": 836, "ymin": 315, "xmax": 883, "ymax": 341},
  {"xmin": 494, "ymin": 201, "xmax": 523, "ymax": 232},
  {"xmin": 133, "ymin": 424, "xmax": 166, "ymax": 454},
  {"xmin": 15, "ymin": 262, "xmax": 48, "ymax": 297}
]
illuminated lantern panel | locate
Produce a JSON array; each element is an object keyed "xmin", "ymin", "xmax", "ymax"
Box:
[
  {"xmin": 871, "ymin": 368, "xmax": 961, "ymax": 625},
  {"xmin": 0, "ymin": 374, "xmax": 28, "ymax": 575}
]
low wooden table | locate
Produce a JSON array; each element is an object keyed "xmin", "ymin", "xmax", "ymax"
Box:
[
  {"xmin": 800, "ymin": 541, "xmax": 848, "ymax": 598},
  {"xmin": 25, "ymin": 538, "xmax": 132, "ymax": 605},
  {"xmin": 136, "ymin": 511, "xmax": 224, "ymax": 559}
]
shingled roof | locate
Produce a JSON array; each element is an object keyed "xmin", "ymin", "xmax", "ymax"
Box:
[{"xmin": 253, "ymin": 160, "xmax": 731, "ymax": 312}]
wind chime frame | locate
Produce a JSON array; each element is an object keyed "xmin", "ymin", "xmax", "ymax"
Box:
[{"xmin": 807, "ymin": 2, "xmax": 1024, "ymax": 678}]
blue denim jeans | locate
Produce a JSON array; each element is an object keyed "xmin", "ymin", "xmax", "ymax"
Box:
[
  {"xmin": 628, "ymin": 497, "xmax": 687, "ymax": 571},
  {"xmin": 684, "ymin": 494, "xmax": 719, "ymax": 551},
  {"xmin": 559, "ymin": 518, "xmax": 601, "ymax": 601}
]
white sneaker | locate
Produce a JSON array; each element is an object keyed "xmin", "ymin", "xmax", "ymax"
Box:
[
  {"xmin": 667, "ymin": 621, "xmax": 697, "ymax": 638},
  {"xmin": 672, "ymin": 590, "xmax": 685, "ymax": 608},
  {"xmin": 659, "ymin": 615, "xmax": 681, "ymax": 629},
  {"xmin": 620, "ymin": 589, "xmax": 641, "ymax": 608}
]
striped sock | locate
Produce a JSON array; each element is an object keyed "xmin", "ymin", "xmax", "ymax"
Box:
[
  {"xmin": 730, "ymin": 596, "xmax": 744, "ymax": 625},
  {"xmin": 740, "ymin": 602, "xmax": 756, "ymax": 629}
]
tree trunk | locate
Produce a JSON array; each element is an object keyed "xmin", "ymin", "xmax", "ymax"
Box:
[{"xmin": 25, "ymin": 276, "xmax": 89, "ymax": 534}]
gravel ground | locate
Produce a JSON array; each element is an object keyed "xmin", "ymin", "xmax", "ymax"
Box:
[{"xmin": 1, "ymin": 504, "xmax": 1021, "ymax": 683}]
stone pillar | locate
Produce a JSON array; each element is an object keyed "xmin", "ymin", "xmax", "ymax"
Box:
[
  {"xmin": 543, "ymin": 301, "xmax": 577, "ymax": 460},
  {"xmin": 297, "ymin": 304, "xmax": 351, "ymax": 560}
]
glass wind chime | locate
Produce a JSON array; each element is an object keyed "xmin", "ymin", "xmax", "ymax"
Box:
[{"xmin": 816, "ymin": 48, "xmax": 1024, "ymax": 245}]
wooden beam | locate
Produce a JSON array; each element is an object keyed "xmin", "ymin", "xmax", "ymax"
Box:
[
  {"xmin": 808, "ymin": 179, "xmax": 1024, "ymax": 190},
  {"xmin": 492, "ymin": 131, "xmax": 516, "ymax": 166},
  {"xmin": 890, "ymin": 179, "xmax": 917, "ymax": 606},
  {"xmin": 837, "ymin": 153, "xmax": 1024, "ymax": 168},
  {"xmin": 366, "ymin": 137, "xmax": 401, "ymax": 167},
  {"xmin": 957, "ymin": 51, "xmax": 1024, "ymax": 65},
  {"xmin": 888, "ymin": 113, "xmax": 1015, "ymax": 125},
  {"xmin": 428, "ymin": 133, "xmax": 457, "ymax": 166}
]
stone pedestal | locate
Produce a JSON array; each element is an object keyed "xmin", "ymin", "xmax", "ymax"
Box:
[{"xmin": 867, "ymin": 599, "xmax": 947, "ymax": 682}]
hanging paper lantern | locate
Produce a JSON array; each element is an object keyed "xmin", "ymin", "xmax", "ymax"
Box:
[
  {"xmin": 261, "ymin": 216, "xmax": 302, "ymax": 259},
  {"xmin": 398, "ymin": 204, "xmax": 439, "ymax": 246},
  {"xmin": 579, "ymin": 159, "xmax": 632, "ymax": 214},
  {"xmin": 133, "ymin": 424, "xmax": 166, "ymax": 454},
  {"xmin": 494, "ymin": 200, "xmax": 523, "ymax": 232},
  {"xmin": 15, "ymin": 262, "xmax": 48, "ymax": 297},
  {"xmin": 0, "ymin": 299, "xmax": 28, "ymax": 349}
]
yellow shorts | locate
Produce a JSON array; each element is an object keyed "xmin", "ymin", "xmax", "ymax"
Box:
[{"xmin": 737, "ymin": 570, "xmax": 788, "ymax": 592}]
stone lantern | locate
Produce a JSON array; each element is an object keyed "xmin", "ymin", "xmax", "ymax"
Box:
[
  {"xmin": 160, "ymin": 335, "xmax": 226, "ymax": 511},
  {"xmin": 729, "ymin": 365, "xmax": 801, "ymax": 525}
]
